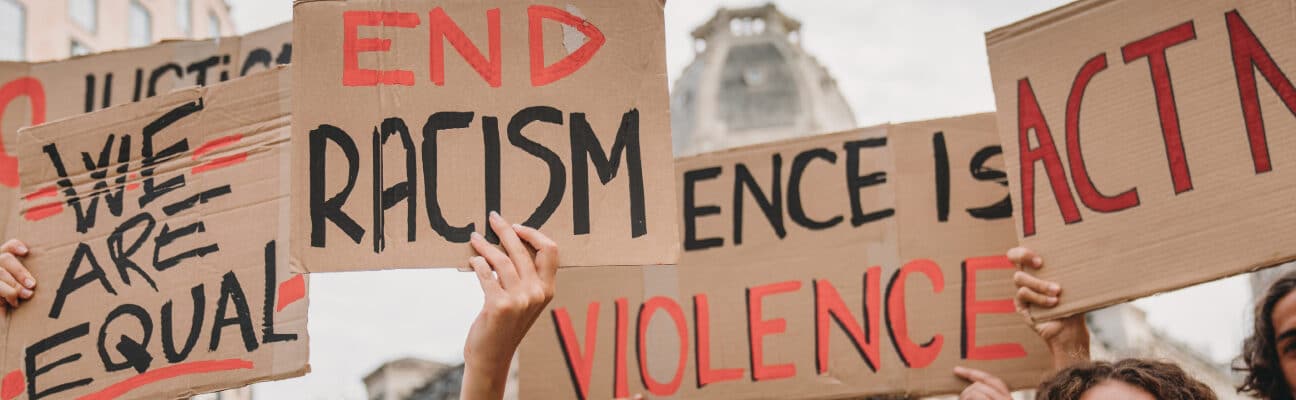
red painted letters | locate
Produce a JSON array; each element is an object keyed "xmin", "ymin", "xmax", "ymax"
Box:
[{"xmin": 961, "ymin": 256, "xmax": 1027, "ymax": 361}]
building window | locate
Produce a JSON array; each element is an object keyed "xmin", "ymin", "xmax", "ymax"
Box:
[
  {"xmin": 70, "ymin": 40, "xmax": 91, "ymax": 57},
  {"xmin": 129, "ymin": 1, "xmax": 152, "ymax": 47},
  {"xmin": 207, "ymin": 12, "xmax": 221, "ymax": 38},
  {"xmin": 68, "ymin": 0, "xmax": 97, "ymax": 32},
  {"xmin": 176, "ymin": 0, "xmax": 192, "ymax": 35},
  {"xmin": 0, "ymin": 0, "xmax": 24, "ymax": 60}
]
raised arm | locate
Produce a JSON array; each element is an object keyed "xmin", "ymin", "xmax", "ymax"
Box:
[{"xmin": 460, "ymin": 212, "xmax": 558, "ymax": 400}]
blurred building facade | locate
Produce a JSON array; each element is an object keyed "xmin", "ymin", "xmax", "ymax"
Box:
[
  {"xmin": 0, "ymin": 0, "xmax": 235, "ymax": 62},
  {"xmin": 1250, "ymin": 262, "xmax": 1296, "ymax": 300},
  {"xmin": 670, "ymin": 3, "xmax": 856, "ymax": 156},
  {"xmin": 364, "ymin": 359, "xmax": 518, "ymax": 400},
  {"xmin": 364, "ymin": 358, "xmax": 455, "ymax": 400}
]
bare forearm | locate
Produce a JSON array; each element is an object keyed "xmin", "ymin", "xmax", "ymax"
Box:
[
  {"xmin": 1048, "ymin": 333, "xmax": 1090, "ymax": 370},
  {"xmin": 460, "ymin": 357, "xmax": 511, "ymax": 400}
]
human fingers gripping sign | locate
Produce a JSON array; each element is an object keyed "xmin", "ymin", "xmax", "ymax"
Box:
[
  {"xmin": 1007, "ymin": 246, "xmax": 1056, "ymax": 315},
  {"xmin": 463, "ymin": 213, "xmax": 558, "ymax": 400},
  {"xmin": 511, "ymin": 223, "xmax": 558, "ymax": 300},
  {"xmin": 0, "ymin": 239, "xmax": 34, "ymax": 311},
  {"xmin": 954, "ymin": 366, "xmax": 1012, "ymax": 400},
  {"xmin": 1005, "ymin": 247, "xmax": 1090, "ymax": 370}
]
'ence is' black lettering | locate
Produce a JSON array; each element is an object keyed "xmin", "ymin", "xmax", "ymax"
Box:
[
  {"xmin": 932, "ymin": 132, "xmax": 951, "ymax": 222},
  {"xmin": 967, "ymin": 145, "xmax": 1012, "ymax": 220},
  {"xmin": 844, "ymin": 138, "xmax": 895, "ymax": 226},
  {"xmin": 733, "ymin": 156, "xmax": 786, "ymax": 245},
  {"xmin": 683, "ymin": 167, "xmax": 723, "ymax": 251},
  {"xmin": 788, "ymin": 148, "xmax": 843, "ymax": 230}
]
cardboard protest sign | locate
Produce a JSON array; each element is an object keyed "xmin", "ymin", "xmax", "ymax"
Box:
[
  {"xmin": 0, "ymin": 23, "xmax": 292, "ymax": 233},
  {"xmin": 518, "ymin": 116, "xmax": 1051, "ymax": 399},
  {"xmin": 291, "ymin": 0, "xmax": 678, "ymax": 272},
  {"xmin": 4, "ymin": 68, "xmax": 308, "ymax": 400},
  {"xmin": 986, "ymin": 0, "xmax": 1296, "ymax": 320},
  {"xmin": 0, "ymin": 62, "xmax": 39, "ymax": 231}
]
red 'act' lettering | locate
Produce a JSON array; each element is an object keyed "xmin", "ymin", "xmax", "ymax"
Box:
[
  {"xmin": 1121, "ymin": 21, "xmax": 1197, "ymax": 194},
  {"xmin": 1017, "ymin": 78, "xmax": 1082, "ymax": 237},
  {"xmin": 1066, "ymin": 54, "xmax": 1140, "ymax": 212}
]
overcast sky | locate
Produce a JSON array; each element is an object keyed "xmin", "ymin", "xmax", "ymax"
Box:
[{"xmin": 231, "ymin": 1, "xmax": 1253, "ymax": 398}]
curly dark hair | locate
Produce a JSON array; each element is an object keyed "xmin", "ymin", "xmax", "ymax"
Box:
[
  {"xmin": 1239, "ymin": 270, "xmax": 1296, "ymax": 399},
  {"xmin": 1036, "ymin": 359, "xmax": 1217, "ymax": 400}
]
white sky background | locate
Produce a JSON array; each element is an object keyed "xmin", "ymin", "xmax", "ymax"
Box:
[{"xmin": 232, "ymin": 1, "xmax": 1253, "ymax": 398}]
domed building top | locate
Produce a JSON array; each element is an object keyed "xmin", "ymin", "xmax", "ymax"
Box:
[{"xmin": 671, "ymin": 3, "xmax": 857, "ymax": 156}]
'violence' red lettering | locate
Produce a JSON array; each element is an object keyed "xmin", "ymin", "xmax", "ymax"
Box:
[
  {"xmin": 961, "ymin": 256, "xmax": 1028, "ymax": 361},
  {"xmin": 813, "ymin": 267, "xmax": 881, "ymax": 374},
  {"xmin": 552, "ymin": 303, "xmax": 599, "ymax": 400},
  {"xmin": 637, "ymin": 296, "xmax": 688, "ymax": 396},
  {"xmin": 886, "ymin": 259, "xmax": 944, "ymax": 369},
  {"xmin": 746, "ymin": 280, "xmax": 800, "ymax": 381},
  {"xmin": 694, "ymin": 294, "xmax": 743, "ymax": 387}
]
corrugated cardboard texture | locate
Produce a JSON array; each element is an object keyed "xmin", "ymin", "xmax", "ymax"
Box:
[
  {"xmin": 290, "ymin": 0, "xmax": 679, "ymax": 272},
  {"xmin": 4, "ymin": 68, "xmax": 307, "ymax": 400},
  {"xmin": 518, "ymin": 115, "xmax": 1051, "ymax": 399},
  {"xmin": 986, "ymin": 0, "xmax": 1296, "ymax": 320},
  {"xmin": 0, "ymin": 23, "xmax": 292, "ymax": 237}
]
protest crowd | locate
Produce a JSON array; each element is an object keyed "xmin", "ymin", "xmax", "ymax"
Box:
[{"xmin": 0, "ymin": 0, "xmax": 1294, "ymax": 399}]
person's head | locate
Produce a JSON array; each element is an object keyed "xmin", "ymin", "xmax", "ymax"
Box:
[
  {"xmin": 1240, "ymin": 270, "xmax": 1296, "ymax": 399},
  {"xmin": 1036, "ymin": 359, "xmax": 1217, "ymax": 400}
]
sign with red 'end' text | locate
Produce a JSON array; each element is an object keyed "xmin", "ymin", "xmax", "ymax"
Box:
[
  {"xmin": 291, "ymin": 0, "xmax": 678, "ymax": 272},
  {"xmin": 987, "ymin": 0, "xmax": 1296, "ymax": 320},
  {"xmin": 519, "ymin": 115, "xmax": 1051, "ymax": 399},
  {"xmin": 6, "ymin": 68, "xmax": 307, "ymax": 400}
]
